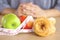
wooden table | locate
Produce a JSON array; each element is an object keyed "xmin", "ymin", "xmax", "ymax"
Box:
[{"xmin": 0, "ymin": 15, "xmax": 60, "ymax": 40}]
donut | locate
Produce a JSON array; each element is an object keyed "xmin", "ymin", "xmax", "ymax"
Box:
[
  {"xmin": 48, "ymin": 17, "xmax": 56, "ymax": 25},
  {"xmin": 33, "ymin": 17, "xmax": 56, "ymax": 37}
]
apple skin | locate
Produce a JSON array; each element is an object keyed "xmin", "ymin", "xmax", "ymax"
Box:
[
  {"xmin": 19, "ymin": 15, "xmax": 27, "ymax": 22},
  {"xmin": 19, "ymin": 15, "xmax": 33, "ymax": 29},
  {"xmin": 2, "ymin": 13, "xmax": 21, "ymax": 29},
  {"xmin": 24, "ymin": 21, "xmax": 33, "ymax": 29}
]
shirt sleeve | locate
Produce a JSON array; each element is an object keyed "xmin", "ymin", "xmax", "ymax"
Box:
[
  {"xmin": 34, "ymin": 0, "xmax": 56, "ymax": 9},
  {"xmin": 19, "ymin": 0, "xmax": 56, "ymax": 9},
  {"xmin": 10, "ymin": 0, "xmax": 19, "ymax": 9},
  {"xmin": 0, "ymin": 0, "xmax": 10, "ymax": 11},
  {"xmin": 9, "ymin": 0, "xmax": 57, "ymax": 9},
  {"xmin": 55, "ymin": 0, "xmax": 60, "ymax": 10}
]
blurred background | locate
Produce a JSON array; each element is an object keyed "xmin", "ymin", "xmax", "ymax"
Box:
[{"xmin": 0, "ymin": 0, "xmax": 60, "ymax": 12}]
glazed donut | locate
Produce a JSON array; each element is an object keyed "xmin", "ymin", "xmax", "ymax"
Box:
[
  {"xmin": 33, "ymin": 17, "xmax": 56, "ymax": 37},
  {"xmin": 48, "ymin": 17, "xmax": 56, "ymax": 25}
]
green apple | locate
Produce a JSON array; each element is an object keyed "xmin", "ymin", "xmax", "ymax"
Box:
[{"xmin": 2, "ymin": 13, "xmax": 21, "ymax": 29}]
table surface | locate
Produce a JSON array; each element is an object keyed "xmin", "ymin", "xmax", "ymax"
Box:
[{"xmin": 0, "ymin": 15, "xmax": 60, "ymax": 40}]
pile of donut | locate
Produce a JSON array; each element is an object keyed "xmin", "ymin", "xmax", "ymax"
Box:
[{"xmin": 0, "ymin": 3, "xmax": 56, "ymax": 37}]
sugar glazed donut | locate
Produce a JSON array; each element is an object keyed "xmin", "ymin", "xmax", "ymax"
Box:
[{"xmin": 33, "ymin": 17, "xmax": 56, "ymax": 37}]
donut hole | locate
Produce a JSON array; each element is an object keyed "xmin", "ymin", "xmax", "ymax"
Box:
[{"xmin": 41, "ymin": 24, "xmax": 45, "ymax": 30}]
